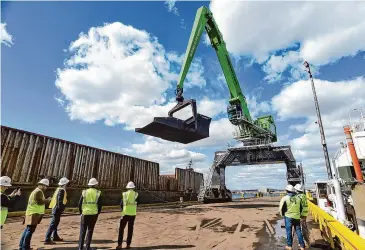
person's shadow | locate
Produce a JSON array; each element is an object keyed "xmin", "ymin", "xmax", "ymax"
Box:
[
  {"xmin": 46, "ymin": 243, "xmax": 195, "ymax": 249},
  {"xmin": 121, "ymin": 245, "xmax": 195, "ymax": 249},
  {"xmin": 46, "ymin": 245, "xmax": 195, "ymax": 250}
]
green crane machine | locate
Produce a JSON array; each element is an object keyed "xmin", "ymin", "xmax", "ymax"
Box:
[{"xmin": 136, "ymin": 6, "xmax": 277, "ymax": 145}]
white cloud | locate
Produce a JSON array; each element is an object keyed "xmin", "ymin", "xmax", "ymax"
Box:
[
  {"xmin": 164, "ymin": 0, "xmax": 186, "ymax": 29},
  {"xmin": 210, "ymin": 1, "xmax": 365, "ymax": 79},
  {"xmin": 272, "ymin": 77, "xmax": 365, "ymax": 120},
  {"xmin": 272, "ymin": 77, "xmax": 365, "ymax": 184},
  {"xmin": 165, "ymin": 0, "xmax": 179, "ymax": 16},
  {"xmin": 246, "ymin": 95, "xmax": 271, "ymax": 119},
  {"xmin": 118, "ymin": 136, "xmax": 208, "ymax": 174},
  {"xmin": 56, "ymin": 22, "xmax": 211, "ymax": 129},
  {"xmin": 1, "ymin": 23, "xmax": 13, "ymax": 47}
]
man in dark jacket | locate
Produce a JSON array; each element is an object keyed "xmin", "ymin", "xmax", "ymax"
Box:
[
  {"xmin": 44, "ymin": 177, "xmax": 70, "ymax": 244},
  {"xmin": 0, "ymin": 176, "xmax": 21, "ymax": 229}
]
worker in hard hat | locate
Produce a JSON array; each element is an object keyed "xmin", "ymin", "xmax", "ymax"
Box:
[
  {"xmin": 294, "ymin": 184, "xmax": 310, "ymax": 247},
  {"xmin": 19, "ymin": 178, "xmax": 52, "ymax": 250},
  {"xmin": 279, "ymin": 184, "xmax": 305, "ymax": 250},
  {"xmin": 0, "ymin": 176, "xmax": 21, "ymax": 229},
  {"xmin": 78, "ymin": 178, "xmax": 102, "ymax": 250},
  {"xmin": 116, "ymin": 181, "xmax": 139, "ymax": 249},
  {"xmin": 44, "ymin": 177, "xmax": 70, "ymax": 244}
]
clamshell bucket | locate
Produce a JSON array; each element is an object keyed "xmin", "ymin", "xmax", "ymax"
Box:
[{"xmin": 135, "ymin": 99, "xmax": 211, "ymax": 144}]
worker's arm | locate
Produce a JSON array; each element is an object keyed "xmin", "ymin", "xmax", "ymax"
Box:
[
  {"xmin": 35, "ymin": 190, "xmax": 48, "ymax": 205},
  {"xmin": 279, "ymin": 196, "xmax": 287, "ymax": 216},
  {"xmin": 1, "ymin": 193, "xmax": 20, "ymax": 208},
  {"xmin": 56, "ymin": 189, "xmax": 65, "ymax": 211},
  {"xmin": 301, "ymin": 195, "xmax": 309, "ymax": 217},
  {"xmin": 97, "ymin": 195, "xmax": 102, "ymax": 214},
  {"xmin": 136, "ymin": 195, "xmax": 140, "ymax": 206},
  {"xmin": 78, "ymin": 195, "xmax": 83, "ymax": 214}
]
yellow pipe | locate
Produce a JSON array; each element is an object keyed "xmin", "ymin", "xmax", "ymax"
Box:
[{"xmin": 308, "ymin": 201, "xmax": 365, "ymax": 249}]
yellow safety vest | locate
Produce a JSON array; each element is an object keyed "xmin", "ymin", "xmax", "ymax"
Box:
[
  {"xmin": 121, "ymin": 190, "xmax": 138, "ymax": 216},
  {"xmin": 0, "ymin": 192, "xmax": 9, "ymax": 225},
  {"xmin": 279, "ymin": 194, "xmax": 301, "ymax": 220},
  {"xmin": 298, "ymin": 193, "xmax": 309, "ymax": 217},
  {"xmin": 26, "ymin": 188, "xmax": 46, "ymax": 216},
  {"xmin": 81, "ymin": 188, "xmax": 101, "ymax": 215},
  {"xmin": 49, "ymin": 187, "xmax": 67, "ymax": 208}
]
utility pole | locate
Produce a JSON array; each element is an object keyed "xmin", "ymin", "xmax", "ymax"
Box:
[{"xmin": 303, "ymin": 61, "xmax": 333, "ymax": 180}]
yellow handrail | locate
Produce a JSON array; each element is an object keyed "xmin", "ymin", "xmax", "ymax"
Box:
[{"xmin": 308, "ymin": 201, "xmax": 365, "ymax": 250}]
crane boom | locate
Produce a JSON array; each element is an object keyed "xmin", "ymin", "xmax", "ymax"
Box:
[
  {"xmin": 135, "ymin": 6, "xmax": 277, "ymax": 145},
  {"xmin": 177, "ymin": 7, "xmax": 252, "ymax": 123},
  {"xmin": 176, "ymin": 6, "xmax": 277, "ymax": 144}
]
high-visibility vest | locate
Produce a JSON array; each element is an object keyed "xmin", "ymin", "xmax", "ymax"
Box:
[
  {"xmin": 49, "ymin": 187, "xmax": 67, "ymax": 209},
  {"xmin": 0, "ymin": 193, "xmax": 9, "ymax": 225},
  {"xmin": 26, "ymin": 188, "xmax": 46, "ymax": 216},
  {"xmin": 81, "ymin": 188, "xmax": 101, "ymax": 215},
  {"xmin": 298, "ymin": 193, "xmax": 309, "ymax": 217},
  {"xmin": 121, "ymin": 190, "xmax": 138, "ymax": 216},
  {"xmin": 279, "ymin": 194, "xmax": 301, "ymax": 220}
]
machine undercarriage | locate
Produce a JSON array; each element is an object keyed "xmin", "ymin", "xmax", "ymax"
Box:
[{"xmin": 198, "ymin": 145, "xmax": 304, "ymax": 202}]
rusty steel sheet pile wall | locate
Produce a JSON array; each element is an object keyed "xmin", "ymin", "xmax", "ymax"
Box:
[
  {"xmin": 1, "ymin": 126, "xmax": 159, "ymax": 190},
  {"xmin": 159, "ymin": 176, "xmax": 178, "ymax": 191},
  {"xmin": 193, "ymin": 172, "xmax": 203, "ymax": 192},
  {"xmin": 175, "ymin": 168, "xmax": 203, "ymax": 193}
]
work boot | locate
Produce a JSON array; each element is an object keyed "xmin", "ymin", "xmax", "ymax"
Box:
[
  {"xmin": 115, "ymin": 244, "xmax": 123, "ymax": 249},
  {"xmin": 44, "ymin": 240, "xmax": 56, "ymax": 245},
  {"xmin": 125, "ymin": 245, "xmax": 131, "ymax": 249},
  {"xmin": 52, "ymin": 236, "xmax": 64, "ymax": 241}
]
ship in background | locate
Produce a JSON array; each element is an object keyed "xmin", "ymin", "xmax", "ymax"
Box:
[
  {"xmin": 332, "ymin": 109, "xmax": 365, "ymax": 179},
  {"xmin": 312, "ymin": 108, "xmax": 365, "ymax": 240}
]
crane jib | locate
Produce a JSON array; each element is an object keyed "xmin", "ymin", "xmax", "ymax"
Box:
[{"xmin": 135, "ymin": 6, "xmax": 278, "ymax": 144}]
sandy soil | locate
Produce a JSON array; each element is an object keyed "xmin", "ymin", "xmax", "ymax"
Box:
[{"xmin": 1, "ymin": 197, "xmax": 324, "ymax": 250}]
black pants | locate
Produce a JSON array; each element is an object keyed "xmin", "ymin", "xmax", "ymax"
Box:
[
  {"xmin": 45, "ymin": 212, "xmax": 62, "ymax": 241},
  {"xmin": 78, "ymin": 214, "xmax": 98, "ymax": 249},
  {"xmin": 118, "ymin": 215, "xmax": 136, "ymax": 246}
]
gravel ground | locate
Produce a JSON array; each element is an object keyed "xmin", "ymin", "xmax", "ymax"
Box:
[{"xmin": 1, "ymin": 197, "xmax": 325, "ymax": 250}]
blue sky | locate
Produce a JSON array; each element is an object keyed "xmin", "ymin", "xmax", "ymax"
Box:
[{"xmin": 1, "ymin": 1, "xmax": 365, "ymax": 190}]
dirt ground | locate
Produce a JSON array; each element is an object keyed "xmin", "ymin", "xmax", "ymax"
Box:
[{"xmin": 1, "ymin": 197, "xmax": 325, "ymax": 250}]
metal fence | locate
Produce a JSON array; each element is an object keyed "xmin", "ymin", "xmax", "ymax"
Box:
[{"xmin": 1, "ymin": 126, "xmax": 159, "ymax": 190}]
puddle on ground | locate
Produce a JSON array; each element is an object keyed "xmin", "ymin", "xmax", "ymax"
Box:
[{"xmin": 254, "ymin": 217, "xmax": 330, "ymax": 250}]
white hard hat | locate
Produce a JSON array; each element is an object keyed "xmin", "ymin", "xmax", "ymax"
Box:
[
  {"xmin": 88, "ymin": 178, "xmax": 98, "ymax": 186},
  {"xmin": 286, "ymin": 184, "xmax": 295, "ymax": 192},
  {"xmin": 126, "ymin": 181, "xmax": 135, "ymax": 189},
  {"xmin": 58, "ymin": 177, "xmax": 69, "ymax": 186},
  {"xmin": 0, "ymin": 176, "xmax": 12, "ymax": 187},
  {"xmin": 294, "ymin": 184, "xmax": 303, "ymax": 192},
  {"xmin": 38, "ymin": 179, "xmax": 50, "ymax": 186}
]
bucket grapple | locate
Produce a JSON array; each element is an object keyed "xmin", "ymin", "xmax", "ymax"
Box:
[{"xmin": 135, "ymin": 99, "xmax": 211, "ymax": 144}]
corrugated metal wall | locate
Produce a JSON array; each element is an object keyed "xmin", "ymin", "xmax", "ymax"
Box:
[
  {"xmin": 175, "ymin": 168, "xmax": 203, "ymax": 193},
  {"xmin": 159, "ymin": 176, "xmax": 178, "ymax": 191},
  {"xmin": 1, "ymin": 126, "xmax": 159, "ymax": 189}
]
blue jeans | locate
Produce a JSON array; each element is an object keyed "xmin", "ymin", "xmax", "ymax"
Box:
[
  {"xmin": 284, "ymin": 216, "xmax": 305, "ymax": 248},
  {"xmin": 45, "ymin": 212, "xmax": 61, "ymax": 241},
  {"xmin": 19, "ymin": 225, "xmax": 36, "ymax": 250}
]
